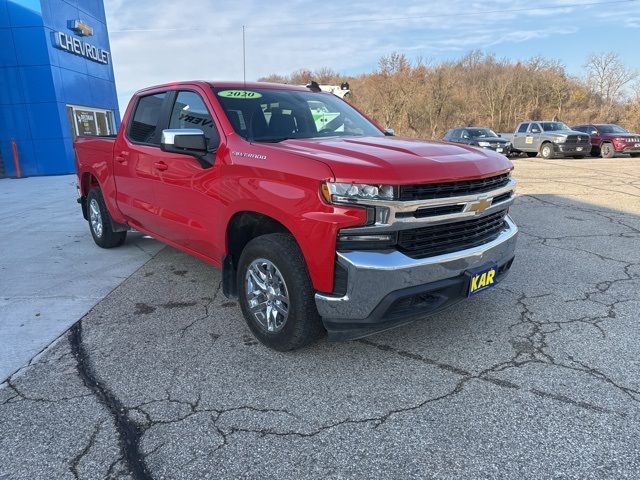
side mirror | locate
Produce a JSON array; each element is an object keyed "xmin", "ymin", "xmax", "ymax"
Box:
[
  {"xmin": 384, "ymin": 128, "xmax": 394, "ymax": 136},
  {"xmin": 161, "ymin": 129, "xmax": 209, "ymax": 157},
  {"xmin": 590, "ymin": 130, "xmax": 598, "ymax": 135}
]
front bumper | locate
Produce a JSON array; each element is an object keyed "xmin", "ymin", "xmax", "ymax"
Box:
[
  {"xmin": 480, "ymin": 144, "xmax": 511, "ymax": 155},
  {"xmin": 620, "ymin": 145, "xmax": 640, "ymax": 154},
  {"xmin": 315, "ymin": 216, "xmax": 518, "ymax": 340},
  {"xmin": 555, "ymin": 143, "xmax": 590, "ymax": 155}
]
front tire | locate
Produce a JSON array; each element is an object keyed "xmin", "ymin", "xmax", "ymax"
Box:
[
  {"xmin": 601, "ymin": 142, "xmax": 615, "ymax": 158},
  {"xmin": 540, "ymin": 143, "xmax": 554, "ymax": 159},
  {"xmin": 86, "ymin": 188, "xmax": 127, "ymax": 248},
  {"xmin": 237, "ymin": 233, "xmax": 324, "ymax": 351}
]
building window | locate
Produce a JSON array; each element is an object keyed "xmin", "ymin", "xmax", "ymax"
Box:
[{"xmin": 66, "ymin": 105, "xmax": 116, "ymax": 138}]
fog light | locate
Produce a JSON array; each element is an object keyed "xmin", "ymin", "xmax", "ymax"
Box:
[{"xmin": 337, "ymin": 232, "xmax": 397, "ymax": 250}]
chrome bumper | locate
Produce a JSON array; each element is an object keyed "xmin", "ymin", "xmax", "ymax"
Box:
[{"xmin": 315, "ymin": 215, "xmax": 518, "ymax": 323}]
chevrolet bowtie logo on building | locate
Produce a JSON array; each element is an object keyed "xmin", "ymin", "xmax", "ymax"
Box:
[
  {"xmin": 52, "ymin": 20, "xmax": 109, "ymax": 65},
  {"xmin": 68, "ymin": 19, "xmax": 94, "ymax": 37},
  {"xmin": 466, "ymin": 197, "xmax": 493, "ymax": 214}
]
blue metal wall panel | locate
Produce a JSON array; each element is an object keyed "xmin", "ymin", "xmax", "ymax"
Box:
[
  {"xmin": 6, "ymin": 0, "xmax": 42, "ymax": 27},
  {"xmin": 0, "ymin": 1, "xmax": 10, "ymax": 28},
  {"xmin": 0, "ymin": 0, "xmax": 119, "ymax": 177}
]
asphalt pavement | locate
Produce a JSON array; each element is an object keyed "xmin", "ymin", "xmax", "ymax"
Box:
[
  {"xmin": 0, "ymin": 175, "xmax": 163, "ymax": 382},
  {"xmin": 1, "ymin": 157, "xmax": 639, "ymax": 479}
]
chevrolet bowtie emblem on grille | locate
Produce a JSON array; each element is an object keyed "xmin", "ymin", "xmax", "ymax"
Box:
[{"xmin": 466, "ymin": 197, "xmax": 493, "ymax": 214}]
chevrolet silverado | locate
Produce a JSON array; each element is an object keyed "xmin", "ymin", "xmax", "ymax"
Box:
[{"xmin": 74, "ymin": 81, "xmax": 518, "ymax": 350}]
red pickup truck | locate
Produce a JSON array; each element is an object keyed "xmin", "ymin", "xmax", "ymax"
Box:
[{"xmin": 74, "ymin": 81, "xmax": 518, "ymax": 350}]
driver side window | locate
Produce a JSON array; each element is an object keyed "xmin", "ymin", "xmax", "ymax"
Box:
[
  {"xmin": 168, "ymin": 91, "xmax": 219, "ymax": 148},
  {"xmin": 529, "ymin": 123, "xmax": 541, "ymax": 133}
]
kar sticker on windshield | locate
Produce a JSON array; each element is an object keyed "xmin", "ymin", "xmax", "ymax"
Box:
[{"xmin": 217, "ymin": 90, "xmax": 262, "ymax": 99}]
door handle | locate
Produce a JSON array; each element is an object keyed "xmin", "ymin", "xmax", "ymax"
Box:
[
  {"xmin": 115, "ymin": 151, "xmax": 129, "ymax": 163},
  {"xmin": 154, "ymin": 161, "xmax": 168, "ymax": 171}
]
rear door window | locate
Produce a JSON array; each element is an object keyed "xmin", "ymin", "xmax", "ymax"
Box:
[{"xmin": 128, "ymin": 92, "xmax": 167, "ymax": 144}]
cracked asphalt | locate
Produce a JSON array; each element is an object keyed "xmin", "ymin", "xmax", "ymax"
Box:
[{"xmin": 1, "ymin": 157, "xmax": 640, "ymax": 479}]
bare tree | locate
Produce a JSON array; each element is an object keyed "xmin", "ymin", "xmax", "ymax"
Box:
[
  {"xmin": 584, "ymin": 52, "xmax": 638, "ymax": 117},
  {"xmin": 260, "ymin": 51, "xmax": 639, "ymax": 139}
]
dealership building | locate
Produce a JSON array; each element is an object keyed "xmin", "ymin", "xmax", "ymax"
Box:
[{"xmin": 0, "ymin": 0, "xmax": 119, "ymax": 177}]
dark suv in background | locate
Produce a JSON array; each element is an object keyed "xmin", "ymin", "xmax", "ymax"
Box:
[
  {"xmin": 572, "ymin": 124, "xmax": 640, "ymax": 158},
  {"xmin": 443, "ymin": 128, "xmax": 511, "ymax": 155}
]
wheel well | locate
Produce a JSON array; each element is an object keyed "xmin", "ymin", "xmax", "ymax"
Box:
[
  {"xmin": 79, "ymin": 173, "xmax": 99, "ymax": 220},
  {"xmin": 223, "ymin": 212, "xmax": 291, "ymax": 297},
  {"xmin": 81, "ymin": 172, "xmax": 99, "ymax": 196},
  {"xmin": 539, "ymin": 141, "xmax": 552, "ymax": 151}
]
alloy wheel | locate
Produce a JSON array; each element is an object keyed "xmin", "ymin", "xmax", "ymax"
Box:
[
  {"xmin": 245, "ymin": 258, "xmax": 290, "ymax": 333},
  {"xmin": 89, "ymin": 198, "xmax": 103, "ymax": 238}
]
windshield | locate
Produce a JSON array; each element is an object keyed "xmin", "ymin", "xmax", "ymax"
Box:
[
  {"xmin": 598, "ymin": 124, "xmax": 629, "ymax": 134},
  {"xmin": 540, "ymin": 122, "xmax": 570, "ymax": 132},
  {"xmin": 212, "ymin": 87, "xmax": 383, "ymax": 142},
  {"xmin": 466, "ymin": 128, "xmax": 498, "ymax": 138}
]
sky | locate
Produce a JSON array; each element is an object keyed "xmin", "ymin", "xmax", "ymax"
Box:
[{"xmin": 103, "ymin": 0, "xmax": 640, "ymax": 113}]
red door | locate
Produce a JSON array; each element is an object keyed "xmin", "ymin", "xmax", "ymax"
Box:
[
  {"xmin": 149, "ymin": 150, "xmax": 224, "ymax": 259},
  {"xmin": 148, "ymin": 89, "xmax": 225, "ymax": 260},
  {"xmin": 112, "ymin": 92, "xmax": 168, "ymax": 233}
]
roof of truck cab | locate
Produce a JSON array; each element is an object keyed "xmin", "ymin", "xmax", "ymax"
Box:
[
  {"xmin": 134, "ymin": 81, "xmax": 314, "ymax": 96},
  {"xmin": 208, "ymin": 81, "xmax": 311, "ymax": 91}
]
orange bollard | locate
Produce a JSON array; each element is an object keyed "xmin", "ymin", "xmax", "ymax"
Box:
[{"xmin": 11, "ymin": 139, "xmax": 21, "ymax": 178}]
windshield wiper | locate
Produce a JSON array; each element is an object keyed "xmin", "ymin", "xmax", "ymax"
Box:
[{"xmin": 252, "ymin": 137, "xmax": 295, "ymax": 143}]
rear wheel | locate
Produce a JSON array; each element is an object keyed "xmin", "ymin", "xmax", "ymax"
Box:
[
  {"xmin": 540, "ymin": 143, "xmax": 554, "ymax": 159},
  {"xmin": 526, "ymin": 152, "xmax": 537, "ymax": 158},
  {"xmin": 237, "ymin": 233, "xmax": 324, "ymax": 351},
  {"xmin": 601, "ymin": 142, "xmax": 615, "ymax": 158},
  {"xmin": 86, "ymin": 188, "xmax": 127, "ymax": 248}
]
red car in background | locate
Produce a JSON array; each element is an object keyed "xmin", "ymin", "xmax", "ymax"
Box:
[{"xmin": 572, "ymin": 123, "xmax": 640, "ymax": 158}]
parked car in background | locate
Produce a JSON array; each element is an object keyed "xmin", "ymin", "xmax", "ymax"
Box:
[
  {"xmin": 512, "ymin": 121, "xmax": 590, "ymax": 159},
  {"xmin": 443, "ymin": 128, "xmax": 511, "ymax": 155},
  {"xmin": 571, "ymin": 124, "xmax": 640, "ymax": 158}
]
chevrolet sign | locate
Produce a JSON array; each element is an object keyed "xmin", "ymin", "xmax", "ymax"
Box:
[
  {"xmin": 68, "ymin": 19, "xmax": 94, "ymax": 37},
  {"xmin": 53, "ymin": 31, "xmax": 109, "ymax": 65}
]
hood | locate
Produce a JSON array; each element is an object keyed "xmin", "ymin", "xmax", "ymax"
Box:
[
  {"xmin": 261, "ymin": 136, "xmax": 512, "ymax": 184},
  {"xmin": 604, "ymin": 133, "xmax": 640, "ymax": 140},
  {"xmin": 472, "ymin": 137, "xmax": 509, "ymax": 144},
  {"xmin": 548, "ymin": 129, "xmax": 588, "ymax": 137}
]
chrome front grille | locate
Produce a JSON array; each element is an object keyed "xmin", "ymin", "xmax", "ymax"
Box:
[
  {"xmin": 398, "ymin": 173, "xmax": 511, "ymax": 201},
  {"xmin": 396, "ymin": 209, "xmax": 509, "ymax": 259}
]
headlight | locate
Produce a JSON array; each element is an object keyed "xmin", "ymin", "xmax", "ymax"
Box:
[
  {"xmin": 478, "ymin": 141, "xmax": 491, "ymax": 147},
  {"xmin": 321, "ymin": 182, "xmax": 395, "ymax": 203},
  {"xmin": 505, "ymin": 142, "xmax": 512, "ymax": 147},
  {"xmin": 552, "ymin": 137, "xmax": 566, "ymax": 143}
]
